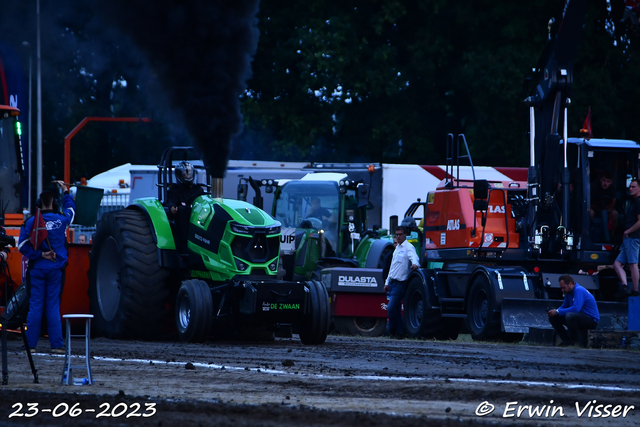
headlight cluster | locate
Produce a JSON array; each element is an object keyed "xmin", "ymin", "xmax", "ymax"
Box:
[
  {"xmin": 235, "ymin": 259, "xmax": 248, "ymax": 271},
  {"xmin": 230, "ymin": 222, "xmax": 252, "ymax": 234},
  {"xmin": 231, "ymin": 221, "xmax": 281, "ymax": 235},
  {"xmin": 261, "ymin": 179, "xmax": 275, "ymax": 194},
  {"xmin": 339, "ymin": 179, "xmax": 359, "ymax": 194},
  {"xmin": 266, "ymin": 224, "xmax": 281, "ymax": 235}
]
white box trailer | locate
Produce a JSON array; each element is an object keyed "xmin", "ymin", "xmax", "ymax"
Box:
[
  {"xmin": 302, "ymin": 163, "xmax": 526, "ymax": 230},
  {"xmin": 84, "ymin": 161, "xmax": 527, "ymax": 231},
  {"xmin": 221, "ymin": 160, "xmax": 310, "ymax": 211}
]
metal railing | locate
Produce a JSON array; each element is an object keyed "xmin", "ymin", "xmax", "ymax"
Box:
[{"xmin": 69, "ymin": 193, "xmax": 128, "ymax": 242}]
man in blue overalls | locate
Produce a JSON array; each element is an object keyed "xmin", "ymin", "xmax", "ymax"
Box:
[{"xmin": 18, "ymin": 181, "xmax": 75, "ymax": 353}]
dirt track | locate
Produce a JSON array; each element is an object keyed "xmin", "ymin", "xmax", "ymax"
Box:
[{"xmin": 1, "ymin": 334, "xmax": 639, "ymax": 426}]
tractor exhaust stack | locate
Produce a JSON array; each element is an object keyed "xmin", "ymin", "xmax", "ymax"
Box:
[{"xmin": 210, "ymin": 177, "xmax": 223, "ymax": 198}]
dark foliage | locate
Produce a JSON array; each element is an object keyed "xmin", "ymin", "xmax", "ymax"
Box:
[{"xmin": 1, "ymin": 0, "xmax": 639, "ymax": 186}]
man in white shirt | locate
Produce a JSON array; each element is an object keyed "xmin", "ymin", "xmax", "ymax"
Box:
[{"xmin": 383, "ymin": 226, "xmax": 420, "ymax": 338}]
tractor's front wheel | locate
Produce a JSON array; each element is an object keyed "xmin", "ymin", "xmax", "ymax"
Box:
[
  {"xmin": 175, "ymin": 279, "xmax": 213, "ymax": 343},
  {"xmin": 88, "ymin": 209, "xmax": 170, "ymax": 340},
  {"xmin": 298, "ymin": 280, "xmax": 330, "ymax": 345}
]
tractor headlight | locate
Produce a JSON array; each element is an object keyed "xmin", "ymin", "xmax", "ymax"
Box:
[
  {"xmin": 268, "ymin": 261, "xmax": 277, "ymax": 272},
  {"xmin": 235, "ymin": 259, "xmax": 248, "ymax": 271},
  {"xmin": 266, "ymin": 224, "xmax": 281, "ymax": 235},
  {"xmin": 230, "ymin": 222, "xmax": 252, "ymax": 234}
]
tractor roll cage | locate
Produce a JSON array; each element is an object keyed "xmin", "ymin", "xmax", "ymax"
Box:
[{"xmin": 156, "ymin": 146, "xmax": 211, "ymax": 204}]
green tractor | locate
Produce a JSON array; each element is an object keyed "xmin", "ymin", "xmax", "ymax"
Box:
[
  {"xmin": 88, "ymin": 147, "xmax": 330, "ymax": 344},
  {"xmin": 240, "ymin": 173, "xmax": 394, "ymax": 280}
]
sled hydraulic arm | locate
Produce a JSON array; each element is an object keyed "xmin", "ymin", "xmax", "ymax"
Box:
[{"xmin": 523, "ymin": 0, "xmax": 587, "ymax": 253}]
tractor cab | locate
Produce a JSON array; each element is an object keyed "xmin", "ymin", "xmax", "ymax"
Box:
[
  {"xmin": 568, "ymin": 138, "xmax": 640, "ymax": 248},
  {"xmin": 270, "ymin": 173, "xmax": 372, "ymax": 280},
  {"xmin": 528, "ymin": 137, "xmax": 640, "ymax": 260},
  {"xmin": 423, "ymin": 135, "xmax": 640, "ymax": 268}
]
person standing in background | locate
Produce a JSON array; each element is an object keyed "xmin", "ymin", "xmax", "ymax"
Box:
[
  {"xmin": 18, "ymin": 181, "xmax": 75, "ymax": 354},
  {"xmin": 614, "ymin": 179, "xmax": 640, "ymax": 298},
  {"xmin": 383, "ymin": 226, "xmax": 419, "ymax": 339}
]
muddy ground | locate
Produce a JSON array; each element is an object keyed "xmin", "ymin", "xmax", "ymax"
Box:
[{"xmin": 0, "ymin": 333, "xmax": 639, "ymax": 426}]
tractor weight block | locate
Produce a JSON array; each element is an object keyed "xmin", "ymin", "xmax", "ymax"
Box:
[
  {"xmin": 237, "ymin": 280, "xmax": 307, "ymax": 323},
  {"xmin": 319, "ymin": 267, "xmax": 385, "ymax": 293}
]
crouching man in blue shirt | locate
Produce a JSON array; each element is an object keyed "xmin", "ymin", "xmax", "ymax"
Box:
[{"xmin": 547, "ymin": 274, "xmax": 600, "ymax": 347}]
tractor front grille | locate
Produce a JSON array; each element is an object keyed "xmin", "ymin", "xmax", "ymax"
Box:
[{"xmin": 231, "ymin": 232, "xmax": 280, "ymax": 263}]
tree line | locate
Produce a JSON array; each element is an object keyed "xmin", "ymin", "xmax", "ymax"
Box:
[{"xmin": 1, "ymin": 0, "xmax": 639, "ymax": 183}]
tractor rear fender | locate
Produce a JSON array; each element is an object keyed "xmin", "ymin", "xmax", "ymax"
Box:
[
  {"xmin": 352, "ymin": 234, "xmax": 376, "ymax": 264},
  {"xmin": 419, "ymin": 268, "xmax": 442, "ymax": 309},
  {"xmin": 364, "ymin": 239, "xmax": 395, "ymax": 268},
  {"xmin": 464, "ymin": 266, "xmax": 537, "ymax": 314},
  {"xmin": 129, "ymin": 198, "xmax": 176, "ymax": 250}
]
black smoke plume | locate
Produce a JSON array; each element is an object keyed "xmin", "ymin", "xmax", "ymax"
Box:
[{"xmin": 99, "ymin": 0, "xmax": 260, "ymax": 178}]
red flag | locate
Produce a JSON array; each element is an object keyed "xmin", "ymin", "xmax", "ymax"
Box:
[
  {"xmin": 580, "ymin": 107, "xmax": 593, "ymax": 140},
  {"xmin": 29, "ymin": 208, "xmax": 48, "ymax": 248}
]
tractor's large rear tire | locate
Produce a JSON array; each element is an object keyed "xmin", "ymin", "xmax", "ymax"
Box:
[
  {"xmin": 88, "ymin": 210, "xmax": 170, "ymax": 340},
  {"xmin": 298, "ymin": 280, "xmax": 330, "ymax": 345},
  {"xmin": 333, "ymin": 316, "xmax": 387, "ymax": 337},
  {"xmin": 404, "ymin": 277, "xmax": 460, "ymax": 340},
  {"xmin": 175, "ymin": 279, "xmax": 213, "ymax": 343}
]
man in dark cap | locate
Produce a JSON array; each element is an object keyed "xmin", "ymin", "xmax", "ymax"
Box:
[{"xmin": 18, "ymin": 180, "xmax": 75, "ymax": 354}]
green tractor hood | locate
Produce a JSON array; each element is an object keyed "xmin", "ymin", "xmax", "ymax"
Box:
[{"xmin": 189, "ymin": 197, "xmax": 282, "ymax": 281}]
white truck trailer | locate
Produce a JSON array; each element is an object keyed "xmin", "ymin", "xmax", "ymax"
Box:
[{"xmin": 84, "ymin": 160, "xmax": 526, "ymax": 230}]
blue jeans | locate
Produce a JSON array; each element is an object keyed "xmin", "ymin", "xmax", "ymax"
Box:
[
  {"xmin": 26, "ymin": 268, "xmax": 64, "ymax": 349},
  {"xmin": 387, "ymin": 279, "xmax": 406, "ymax": 336}
]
